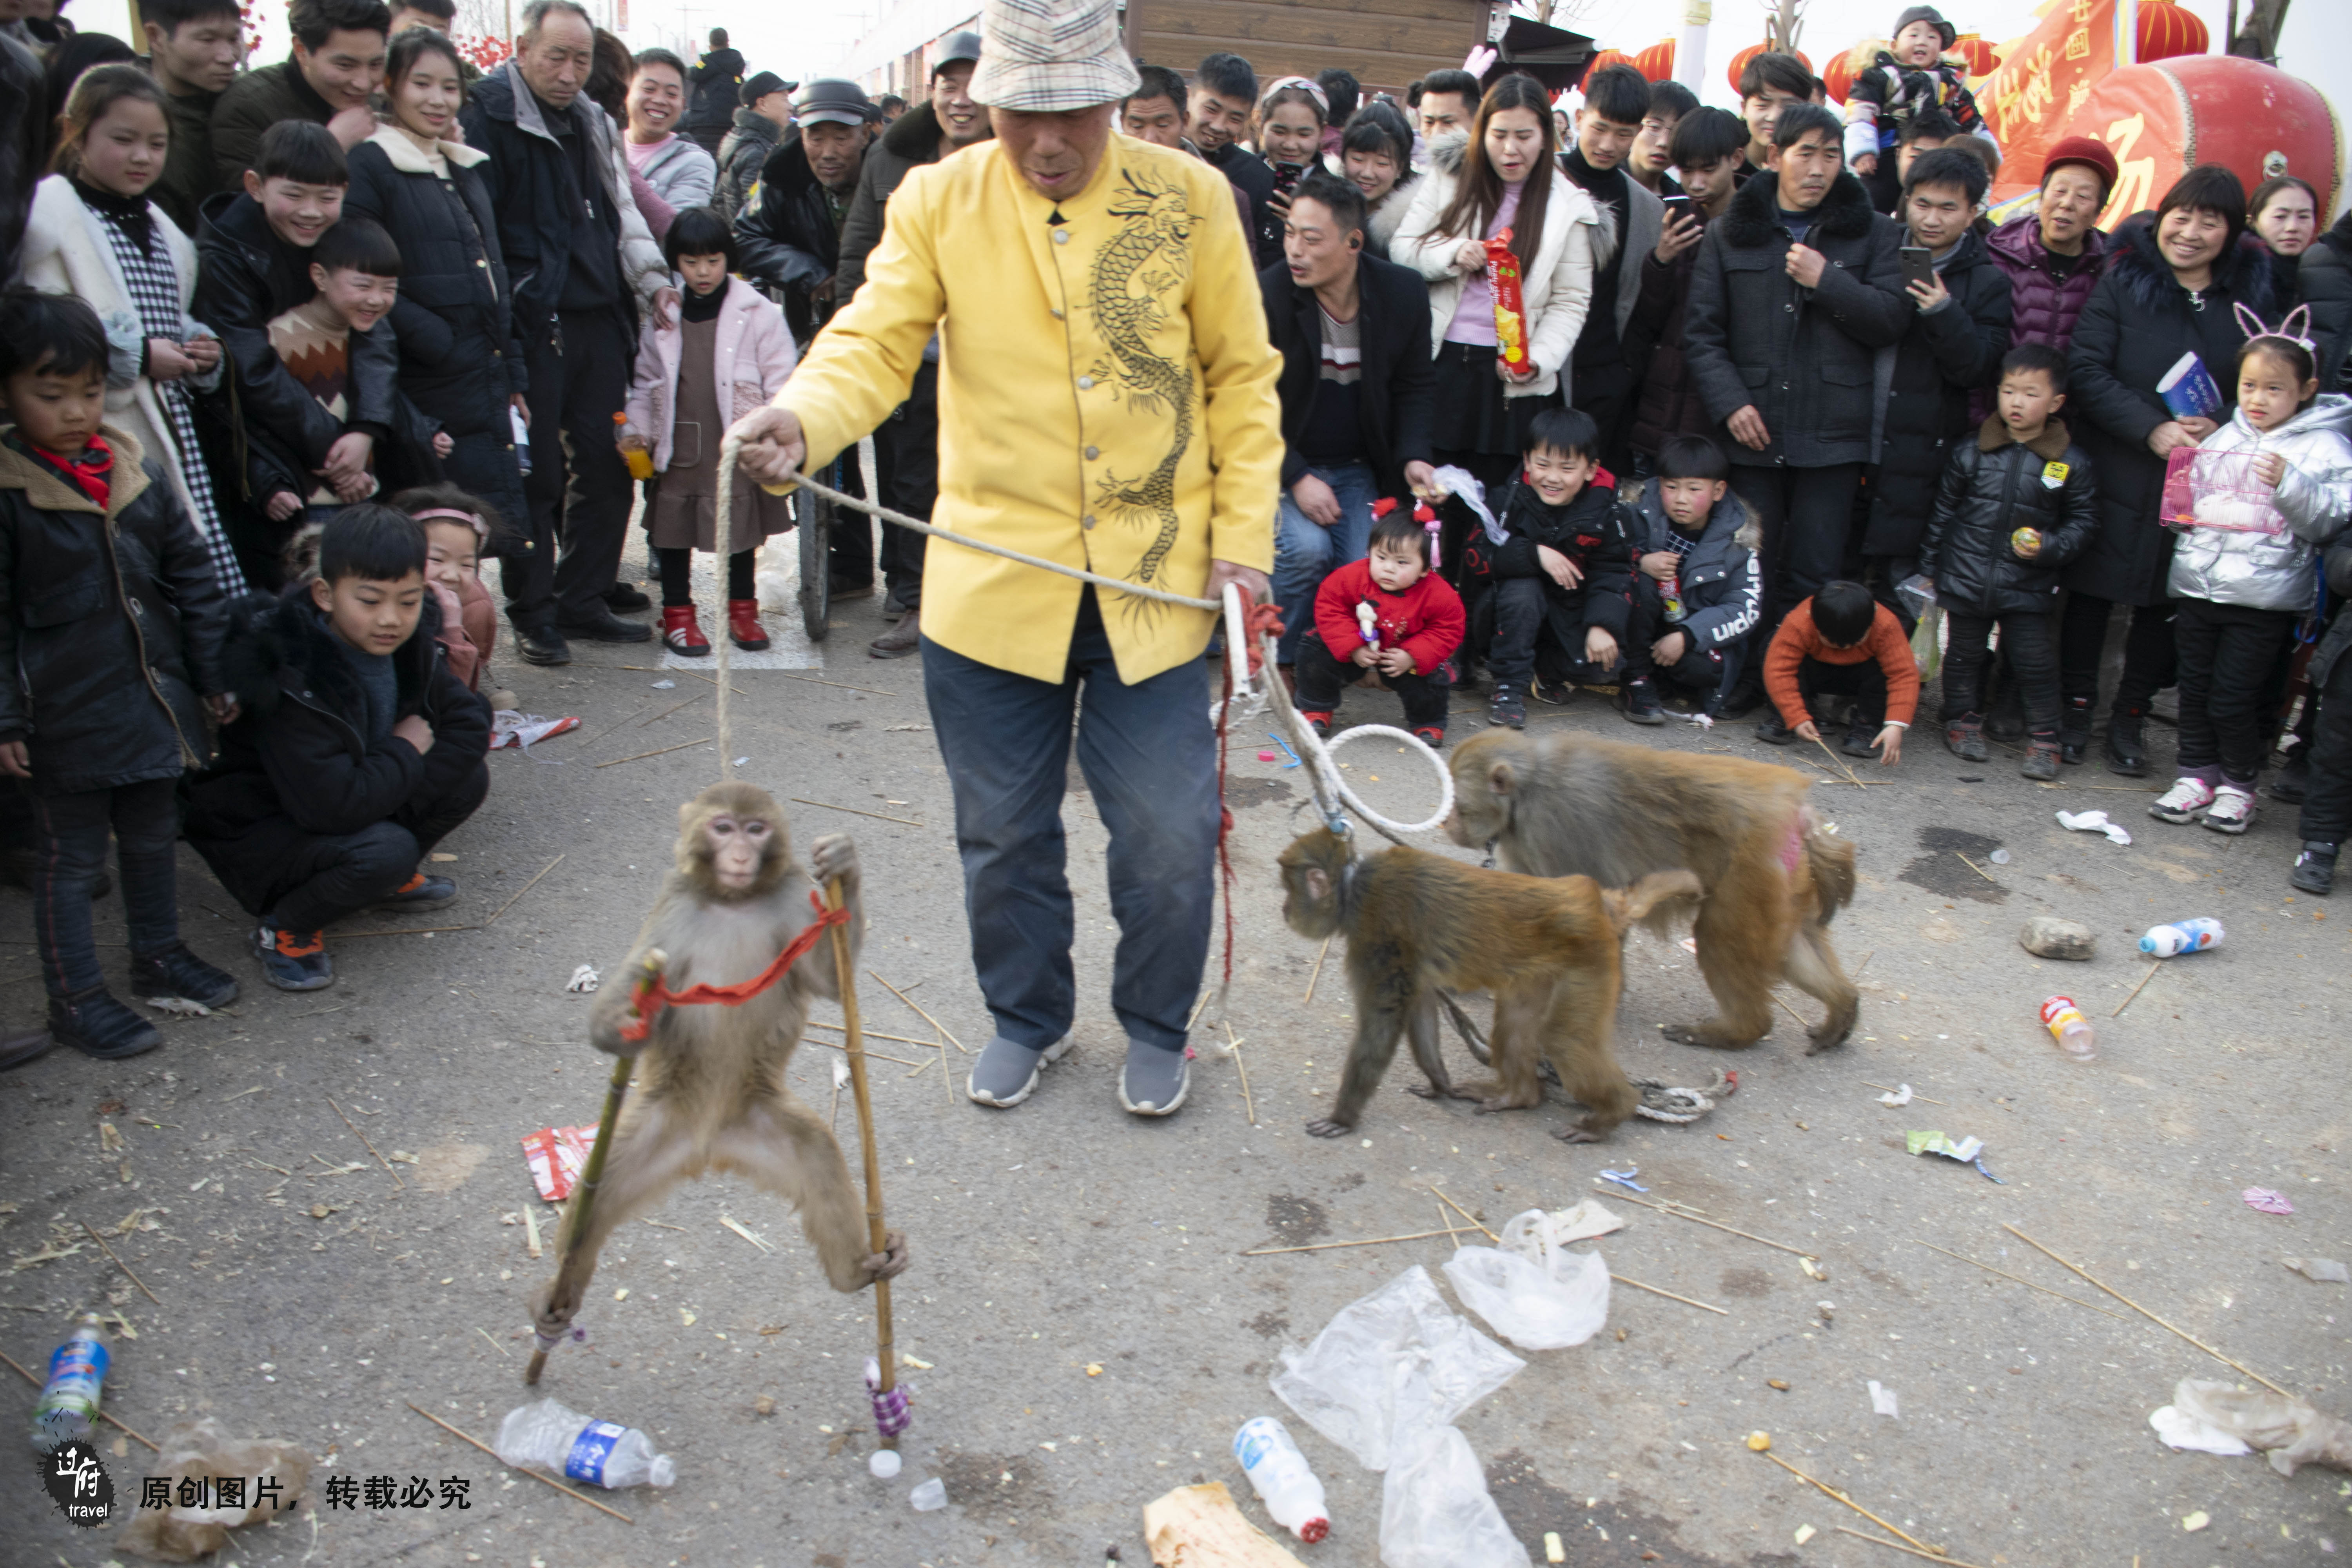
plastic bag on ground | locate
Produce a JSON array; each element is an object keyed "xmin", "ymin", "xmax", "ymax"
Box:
[
  {"xmin": 1378, "ymin": 1423, "xmax": 1533, "ymax": 1568},
  {"xmin": 1270, "ymin": 1265, "xmax": 1524, "ymax": 1472},
  {"xmin": 121, "ymin": 1418, "xmax": 312, "ymax": 1561},
  {"xmin": 1442, "ymin": 1209, "xmax": 1612, "ymax": 1350},
  {"xmin": 2172, "ymin": 1378, "xmax": 2352, "ymax": 1475}
]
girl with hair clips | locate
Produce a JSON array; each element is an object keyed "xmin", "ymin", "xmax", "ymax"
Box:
[
  {"xmin": 18, "ymin": 64, "xmax": 243, "ymax": 592},
  {"xmin": 1255, "ymin": 76, "xmax": 1327, "ymax": 222}
]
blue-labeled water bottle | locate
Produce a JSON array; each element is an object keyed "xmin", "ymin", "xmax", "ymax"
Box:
[
  {"xmin": 30, "ymin": 1314, "xmax": 107, "ymax": 1453},
  {"xmin": 1232, "ymin": 1416, "xmax": 1328, "ymax": 1542},
  {"xmin": 2141, "ymin": 916, "xmax": 2224, "ymax": 957},
  {"xmin": 495, "ymin": 1397, "xmax": 675, "ymax": 1488}
]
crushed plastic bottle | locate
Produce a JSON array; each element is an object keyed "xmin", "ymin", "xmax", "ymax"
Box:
[
  {"xmin": 30, "ymin": 1314, "xmax": 106, "ymax": 1453},
  {"xmin": 495, "ymin": 1398, "xmax": 675, "ymax": 1488},
  {"xmin": 909, "ymin": 1476, "xmax": 947, "ymax": 1510},
  {"xmin": 1232, "ymin": 1416, "xmax": 1330, "ymax": 1543},
  {"xmin": 2141, "ymin": 917, "xmax": 2223, "ymax": 957},
  {"xmin": 2039, "ymin": 996, "xmax": 2097, "ymax": 1061}
]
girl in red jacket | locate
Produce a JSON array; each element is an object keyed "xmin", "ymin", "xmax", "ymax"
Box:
[{"xmin": 1295, "ymin": 509, "xmax": 1466, "ymax": 748}]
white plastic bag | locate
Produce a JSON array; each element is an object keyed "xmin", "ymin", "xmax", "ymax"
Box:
[
  {"xmin": 2172, "ymin": 1378, "xmax": 2352, "ymax": 1475},
  {"xmin": 1441, "ymin": 1210, "xmax": 1612, "ymax": 1350},
  {"xmin": 1378, "ymin": 1423, "xmax": 1533, "ymax": 1568},
  {"xmin": 1270, "ymin": 1266, "xmax": 1524, "ymax": 1472}
]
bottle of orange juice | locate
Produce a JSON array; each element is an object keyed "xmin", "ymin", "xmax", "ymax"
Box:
[{"xmin": 614, "ymin": 413, "xmax": 654, "ymax": 481}]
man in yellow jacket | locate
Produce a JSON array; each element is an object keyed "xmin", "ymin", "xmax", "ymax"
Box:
[{"xmin": 733, "ymin": 0, "xmax": 1283, "ymax": 1119}]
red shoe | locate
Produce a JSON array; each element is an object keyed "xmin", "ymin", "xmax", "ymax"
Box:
[
  {"xmin": 661, "ymin": 604, "xmax": 709, "ymax": 655},
  {"xmin": 1300, "ymin": 710, "xmax": 1333, "ymax": 736},
  {"xmin": 726, "ymin": 599, "xmax": 771, "ymax": 651}
]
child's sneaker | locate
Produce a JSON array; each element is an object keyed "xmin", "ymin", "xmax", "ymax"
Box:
[
  {"xmin": 2291, "ymin": 841, "xmax": 2338, "ymax": 895},
  {"xmin": 1944, "ymin": 714, "xmax": 1989, "ymax": 762},
  {"xmin": 1299, "ymin": 710, "xmax": 1333, "ymax": 737},
  {"xmin": 373, "ymin": 871, "xmax": 457, "ymax": 911},
  {"xmin": 2202, "ymin": 782, "xmax": 2257, "ymax": 835},
  {"xmin": 2150, "ymin": 776, "xmax": 2216, "ymax": 823},
  {"xmin": 47, "ymin": 988, "xmax": 161, "ymax": 1060},
  {"xmin": 1618, "ymin": 677, "xmax": 1665, "ymax": 725},
  {"xmin": 2019, "ymin": 739, "xmax": 2060, "ymax": 782},
  {"xmin": 1411, "ymin": 725, "xmax": 1446, "ymax": 751},
  {"xmin": 1487, "ymin": 685, "xmax": 1526, "ymax": 729},
  {"xmin": 128, "ymin": 944, "xmax": 239, "ymax": 1010},
  {"xmin": 1840, "ymin": 717, "xmax": 1879, "ymax": 759},
  {"xmin": 1754, "ymin": 710, "xmax": 1798, "ymax": 744},
  {"xmin": 253, "ymin": 924, "xmax": 334, "ymax": 991}
]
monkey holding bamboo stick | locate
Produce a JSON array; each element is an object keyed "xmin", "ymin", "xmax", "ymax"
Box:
[
  {"xmin": 529, "ymin": 782, "xmax": 907, "ymax": 1345},
  {"xmin": 1277, "ymin": 827, "xmax": 1701, "ymax": 1143}
]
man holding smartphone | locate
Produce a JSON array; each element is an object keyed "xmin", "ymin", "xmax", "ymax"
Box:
[{"xmin": 1858, "ymin": 146, "xmax": 2012, "ymax": 627}]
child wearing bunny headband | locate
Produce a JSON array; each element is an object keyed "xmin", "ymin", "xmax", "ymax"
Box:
[{"xmin": 394, "ymin": 484, "xmax": 503, "ymax": 695}]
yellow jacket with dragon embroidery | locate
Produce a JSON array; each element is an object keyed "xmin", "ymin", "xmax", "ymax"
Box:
[{"xmin": 777, "ymin": 131, "xmax": 1283, "ymax": 684}]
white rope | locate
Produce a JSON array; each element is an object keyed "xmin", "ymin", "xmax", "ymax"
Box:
[{"xmin": 715, "ymin": 430, "xmax": 1453, "ymax": 839}]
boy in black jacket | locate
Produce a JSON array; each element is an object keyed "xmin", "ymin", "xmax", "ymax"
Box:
[
  {"xmin": 0, "ymin": 291, "xmax": 239, "ymax": 1063},
  {"xmin": 1462, "ymin": 407, "xmax": 1638, "ymax": 728},
  {"xmin": 1619, "ymin": 434, "xmax": 1766, "ymax": 722},
  {"xmin": 1916, "ymin": 344, "xmax": 2098, "ymax": 779},
  {"xmin": 185, "ymin": 504, "xmax": 490, "ymax": 991}
]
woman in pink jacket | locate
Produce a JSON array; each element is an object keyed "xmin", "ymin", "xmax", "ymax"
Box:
[{"xmin": 621, "ymin": 208, "xmax": 799, "ymax": 653}]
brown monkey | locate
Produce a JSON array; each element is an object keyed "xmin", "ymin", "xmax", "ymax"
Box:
[
  {"xmin": 1445, "ymin": 731, "xmax": 1859, "ymax": 1053},
  {"xmin": 529, "ymin": 782, "xmax": 907, "ymax": 1344},
  {"xmin": 1277, "ymin": 827, "xmax": 1701, "ymax": 1143}
]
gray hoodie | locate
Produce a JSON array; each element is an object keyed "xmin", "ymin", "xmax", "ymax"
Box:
[{"xmin": 2168, "ymin": 392, "xmax": 2352, "ymax": 612}]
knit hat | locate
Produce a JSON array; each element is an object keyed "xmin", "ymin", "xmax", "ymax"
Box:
[
  {"xmin": 1891, "ymin": 5, "xmax": 1957, "ymax": 49},
  {"xmin": 2041, "ymin": 134, "xmax": 2119, "ymax": 199},
  {"xmin": 968, "ymin": 0, "xmax": 1140, "ymax": 113}
]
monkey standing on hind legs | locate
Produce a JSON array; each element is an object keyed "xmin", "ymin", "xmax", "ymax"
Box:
[
  {"xmin": 528, "ymin": 782, "xmax": 909, "ymax": 1348},
  {"xmin": 1444, "ymin": 731, "xmax": 1860, "ymax": 1053},
  {"xmin": 1276, "ymin": 827, "xmax": 1702, "ymax": 1143}
]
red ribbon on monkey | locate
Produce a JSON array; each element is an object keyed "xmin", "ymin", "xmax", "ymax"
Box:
[{"xmin": 617, "ymin": 892, "xmax": 853, "ymax": 1042}]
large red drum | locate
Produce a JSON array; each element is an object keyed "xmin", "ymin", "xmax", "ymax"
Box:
[{"xmin": 2065, "ymin": 56, "xmax": 2341, "ymax": 228}]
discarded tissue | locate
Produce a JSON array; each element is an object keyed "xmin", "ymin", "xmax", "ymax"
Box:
[
  {"xmin": 566, "ymin": 964, "xmax": 600, "ymax": 993},
  {"xmin": 1878, "ymin": 1084, "xmax": 1915, "ymax": 1107},
  {"xmin": 2055, "ymin": 809, "xmax": 2133, "ymax": 846},
  {"xmin": 1442, "ymin": 1210, "xmax": 1612, "ymax": 1350},
  {"xmin": 2285, "ymin": 1257, "xmax": 2351, "ymax": 1284},
  {"xmin": 2151, "ymin": 1378, "xmax": 2352, "ymax": 1475}
]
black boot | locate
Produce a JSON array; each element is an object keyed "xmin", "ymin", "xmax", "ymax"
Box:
[
  {"xmin": 2058, "ymin": 696, "xmax": 2093, "ymax": 765},
  {"xmin": 47, "ymin": 988, "xmax": 162, "ymax": 1059},
  {"xmin": 2105, "ymin": 706, "xmax": 2149, "ymax": 778},
  {"xmin": 2292, "ymin": 842, "xmax": 2338, "ymax": 896}
]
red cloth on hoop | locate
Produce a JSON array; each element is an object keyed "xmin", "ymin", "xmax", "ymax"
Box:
[{"xmin": 618, "ymin": 891, "xmax": 851, "ymax": 1040}]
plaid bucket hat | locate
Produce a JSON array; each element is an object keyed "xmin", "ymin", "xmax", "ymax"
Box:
[{"xmin": 968, "ymin": 0, "xmax": 1141, "ymax": 112}]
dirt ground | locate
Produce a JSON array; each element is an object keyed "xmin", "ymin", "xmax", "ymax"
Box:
[{"xmin": 5, "ymin": 562, "xmax": 2350, "ymax": 1567}]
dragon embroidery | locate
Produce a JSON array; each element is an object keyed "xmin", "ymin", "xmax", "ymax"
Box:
[{"xmin": 1087, "ymin": 166, "xmax": 1198, "ymax": 613}]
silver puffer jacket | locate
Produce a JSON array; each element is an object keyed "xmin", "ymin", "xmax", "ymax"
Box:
[{"xmin": 2168, "ymin": 393, "xmax": 2352, "ymax": 611}]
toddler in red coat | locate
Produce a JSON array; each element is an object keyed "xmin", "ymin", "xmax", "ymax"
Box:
[{"xmin": 1294, "ymin": 509, "xmax": 1466, "ymax": 748}]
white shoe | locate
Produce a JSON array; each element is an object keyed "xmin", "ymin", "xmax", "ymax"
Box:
[
  {"xmin": 2150, "ymin": 776, "xmax": 2216, "ymax": 823},
  {"xmin": 2202, "ymin": 783, "xmax": 2257, "ymax": 835}
]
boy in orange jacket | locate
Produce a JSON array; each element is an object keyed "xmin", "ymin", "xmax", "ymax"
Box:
[{"xmin": 1760, "ymin": 579, "xmax": 1918, "ymax": 764}]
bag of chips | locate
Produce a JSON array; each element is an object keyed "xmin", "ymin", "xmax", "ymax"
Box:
[{"xmin": 1484, "ymin": 229, "xmax": 1529, "ymax": 372}]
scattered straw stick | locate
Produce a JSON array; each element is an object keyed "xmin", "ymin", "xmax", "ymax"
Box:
[
  {"xmin": 1226, "ymin": 1021, "xmax": 1256, "ymax": 1125},
  {"xmin": 1913, "ymin": 1241, "xmax": 2127, "ymax": 1321},
  {"xmin": 336, "ymin": 925, "xmax": 481, "ymax": 939},
  {"xmin": 1186, "ymin": 993, "xmax": 1212, "ymax": 1031},
  {"xmin": 475, "ymin": 1327, "xmax": 510, "ymax": 1359},
  {"xmin": 596, "ymin": 737, "xmax": 712, "ymax": 769},
  {"xmin": 487, "ymin": 854, "xmax": 566, "ymax": 926},
  {"xmin": 1955, "ymin": 852, "xmax": 1999, "ymax": 884},
  {"xmin": 1436, "ymin": 1202, "xmax": 1465, "ymax": 1249},
  {"xmin": 1758, "ymin": 1449, "xmax": 1942, "ymax": 1557},
  {"xmin": 1863, "ymin": 1080, "xmax": 1945, "ymax": 1105},
  {"xmin": 573, "ymin": 701, "xmax": 653, "ymax": 750},
  {"xmin": 1303, "ymin": 935, "xmax": 1332, "ymax": 1003},
  {"xmin": 80, "ymin": 1221, "xmax": 160, "ymax": 1305},
  {"xmin": 1835, "ymin": 1525, "xmax": 1990, "ymax": 1566},
  {"xmin": 406, "ymin": 1403, "xmax": 632, "ymax": 1524},
  {"xmin": 1611, "ymin": 1192, "xmax": 1816, "ymax": 1260},
  {"xmin": 0, "ymin": 1349, "xmax": 155, "ymax": 1450},
  {"xmin": 1774, "ymin": 991, "xmax": 1812, "ymax": 1030},
  {"xmin": 2112, "ymin": 961, "xmax": 2162, "ymax": 1018},
  {"xmin": 720, "ymin": 1216, "xmax": 773, "ymax": 1253},
  {"xmin": 792, "ymin": 797, "xmax": 926, "ymax": 828},
  {"xmin": 637, "ymin": 694, "xmax": 703, "ymax": 728},
  {"xmin": 805, "ymin": 1020, "xmax": 949, "ymax": 1049},
  {"xmin": 769, "ymin": 670, "xmax": 896, "ymax": 697},
  {"xmin": 806, "ymin": 1038, "xmax": 929, "ymax": 1069},
  {"xmin": 327, "ymin": 1096, "xmax": 403, "ymax": 1190},
  {"xmin": 1610, "ymin": 1273, "xmax": 1728, "ymax": 1315},
  {"xmin": 866, "ymin": 969, "xmax": 964, "ymax": 1051},
  {"xmin": 1242, "ymin": 1229, "xmax": 1460, "ymax": 1256},
  {"xmin": 2002, "ymin": 1224, "xmax": 2287, "ymax": 1394},
  {"xmin": 940, "ymin": 1029, "xmax": 954, "ymax": 1108},
  {"xmin": 1430, "ymin": 1187, "xmax": 1498, "ymax": 1242},
  {"xmin": 523, "ymin": 1205, "xmax": 542, "ymax": 1260}
]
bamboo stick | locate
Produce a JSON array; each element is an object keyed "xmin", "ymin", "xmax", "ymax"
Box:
[
  {"xmin": 1226, "ymin": 1021, "xmax": 1256, "ymax": 1126},
  {"xmin": 1303, "ymin": 935, "xmax": 1332, "ymax": 1003},
  {"xmin": 594, "ymin": 738, "xmax": 711, "ymax": 768},
  {"xmin": 828, "ymin": 878, "xmax": 898, "ymax": 1449},
  {"xmin": 328, "ymin": 1097, "xmax": 403, "ymax": 1190},
  {"xmin": 1835, "ymin": 1525, "xmax": 1989, "ymax": 1566},
  {"xmin": 80, "ymin": 1221, "xmax": 160, "ymax": 1305},
  {"xmin": 1430, "ymin": 1186, "xmax": 1498, "ymax": 1241},
  {"xmin": 2002, "ymin": 1225, "xmax": 2287, "ymax": 1394},
  {"xmin": 1912, "ymin": 1241, "xmax": 2128, "ymax": 1321},
  {"xmin": 865, "ymin": 969, "xmax": 965, "ymax": 1051},
  {"xmin": 2112, "ymin": 961, "xmax": 2162, "ymax": 1018},
  {"xmin": 792, "ymin": 798, "xmax": 927, "ymax": 828},
  {"xmin": 0, "ymin": 1348, "xmax": 156, "ymax": 1450},
  {"xmin": 405, "ymin": 1403, "xmax": 632, "ymax": 1523},
  {"xmin": 1241, "ymin": 1229, "xmax": 1461, "ymax": 1256},
  {"xmin": 1759, "ymin": 1450, "xmax": 1943, "ymax": 1557},
  {"xmin": 1610, "ymin": 1273, "xmax": 1728, "ymax": 1315},
  {"xmin": 1612, "ymin": 1191, "xmax": 1818, "ymax": 1260},
  {"xmin": 526, "ymin": 1016, "xmax": 641, "ymax": 1386}
]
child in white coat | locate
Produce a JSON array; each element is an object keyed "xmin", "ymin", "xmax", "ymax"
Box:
[{"xmin": 621, "ymin": 207, "xmax": 798, "ymax": 654}]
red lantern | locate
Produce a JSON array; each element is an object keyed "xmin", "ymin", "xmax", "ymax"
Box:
[
  {"xmin": 1954, "ymin": 34, "xmax": 2000, "ymax": 75},
  {"xmin": 1822, "ymin": 41, "xmax": 1873, "ymax": 104},
  {"xmin": 1588, "ymin": 47, "xmax": 1634, "ymax": 79},
  {"xmin": 2135, "ymin": 0, "xmax": 2208, "ymax": 63},
  {"xmin": 1633, "ymin": 39, "xmax": 1676, "ymax": 83},
  {"xmin": 1726, "ymin": 42, "xmax": 1812, "ymax": 98}
]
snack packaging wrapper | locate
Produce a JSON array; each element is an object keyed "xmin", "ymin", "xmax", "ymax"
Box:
[
  {"xmin": 1485, "ymin": 230, "xmax": 1529, "ymax": 371},
  {"xmin": 523, "ymin": 1123, "xmax": 603, "ymax": 1202}
]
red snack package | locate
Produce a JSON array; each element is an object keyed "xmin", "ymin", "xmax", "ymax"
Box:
[
  {"xmin": 1485, "ymin": 229, "xmax": 1529, "ymax": 371},
  {"xmin": 521, "ymin": 1123, "xmax": 602, "ymax": 1203}
]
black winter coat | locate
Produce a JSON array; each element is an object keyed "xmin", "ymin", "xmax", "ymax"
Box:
[
  {"xmin": 0, "ymin": 31, "xmax": 45, "ymax": 281},
  {"xmin": 1682, "ymin": 170, "xmax": 1912, "ymax": 468},
  {"xmin": 1202, "ymin": 142, "xmax": 1280, "ymax": 262},
  {"xmin": 182, "ymin": 588, "xmax": 490, "ymax": 911},
  {"xmin": 343, "ymin": 134, "xmax": 529, "ymax": 428},
  {"xmin": 0, "ymin": 431, "xmax": 231, "ymax": 794},
  {"xmin": 2062, "ymin": 218, "xmax": 2277, "ymax": 607},
  {"xmin": 1862, "ymin": 227, "xmax": 2013, "ymax": 558},
  {"xmin": 2307, "ymin": 539, "xmax": 2352, "ymax": 688},
  {"xmin": 1463, "ymin": 480, "xmax": 1638, "ymax": 639},
  {"xmin": 736, "ymin": 136, "xmax": 850, "ymax": 343},
  {"xmin": 2291, "ymin": 207, "xmax": 2352, "ymax": 394},
  {"xmin": 713, "ymin": 107, "xmax": 781, "ymax": 219},
  {"xmin": 684, "ymin": 47, "xmax": 745, "ymax": 134},
  {"xmin": 1626, "ymin": 218, "xmax": 1709, "ymax": 456},
  {"xmin": 1918, "ymin": 416, "xmax": 2098, "ymax": 616},
  {"xmin": 1258, "ymin": 252, "xmax": 1436, "ymax": 499}
]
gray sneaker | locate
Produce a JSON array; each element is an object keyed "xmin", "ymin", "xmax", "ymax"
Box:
[
  {"xmin": 966, "ymin": 1034, "xmax": 1071, "ymax": 1108},
  {"xmin": 1118, "ymin": 1039, "xmax": 1190, "ymax": 1117}
]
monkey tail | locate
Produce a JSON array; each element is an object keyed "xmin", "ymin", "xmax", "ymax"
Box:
[
  {"xmin": 1799, "ymin": 806, "xmax": 1858, "ymax": 925},
  {"xmin": 1604, "ymin": 869, "xmax": 1705, "ymax": 937}
]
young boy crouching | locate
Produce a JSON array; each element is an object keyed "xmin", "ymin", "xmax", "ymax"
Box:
[
  {"xmin": 1618, "ymin": 434, "xmax": 1764, "ymax": 722},
  {"xmin": 1294, "ymin": 508, "xmax": 1466, "ymax": 749},
  {"xmin": 184, "ymin": 505, "xmax": 490, "ymax": 990}
]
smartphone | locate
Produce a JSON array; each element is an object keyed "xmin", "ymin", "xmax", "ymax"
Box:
[{"xmin": 1899, "ymin": 245, "xmax": 1935, "ymax": 291}]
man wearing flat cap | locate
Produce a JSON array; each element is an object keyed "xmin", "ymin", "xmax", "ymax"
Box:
[{"xmin": 733, "ymin": 0, "xmax": 1282, "ymax": 1122}]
